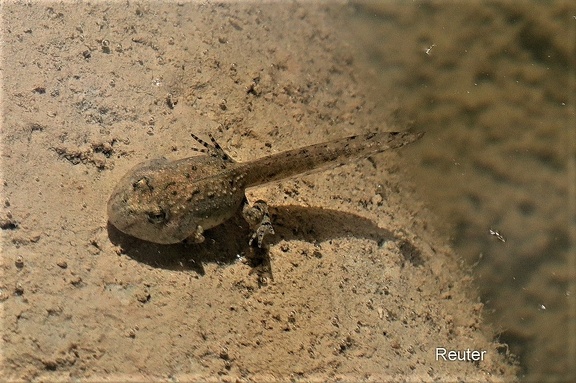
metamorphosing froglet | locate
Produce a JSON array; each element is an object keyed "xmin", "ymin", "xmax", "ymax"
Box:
[{"xmin": 107, "ymin": 131, "xmax": 423, "ymax": 246}]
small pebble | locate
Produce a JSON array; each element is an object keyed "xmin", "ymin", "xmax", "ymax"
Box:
[
  {"xmin": 15, "ymin": 255, "xmax": 24, "ymax": 269},
  {"xmin": 371, "ymin": 194, "xmax": 383, "ymax": 206},
  {"xmin": 14, "ymin": 282, "xmax": 24, "ymax": 295},
  {"xmin": 127, "ymin": 328, "xmax": 136, "ymax": 338}
]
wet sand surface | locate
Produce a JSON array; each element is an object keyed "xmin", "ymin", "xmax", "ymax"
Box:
[
  {"xmin": 0, "ymin": 1, "xmax": 545, "ymax": 381},
  {"xmin": 347, "ymin": 1, "xmax": 575, "ymax": 382}
]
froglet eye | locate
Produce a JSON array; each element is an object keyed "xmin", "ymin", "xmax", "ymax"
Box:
[{"xmin": 146, "ymin": 207, "xmax": 167, "ymax": 224}]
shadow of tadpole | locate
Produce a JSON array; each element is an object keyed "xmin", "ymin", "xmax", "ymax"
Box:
[
  {"xmin": 107, "ymin": 204, "xmax": 398, "ymax": 274},
  {"xmin": 107, "ymin": 215, "xmax": 255, "ymax": 275},
  {"xmin": 269, "ymin": 205, "xmax": 395, "ymax": 245}
]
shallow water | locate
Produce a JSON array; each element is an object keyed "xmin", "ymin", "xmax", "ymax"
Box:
[{"xmin": 347, "ymin": 1, "xmax": 575, "ymax": 381}]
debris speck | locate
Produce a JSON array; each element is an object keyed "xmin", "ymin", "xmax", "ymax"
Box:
[
  {"xmin": 489, "ymin": 229, "xmax": 506, "ymax": 242},
  {"xmin": 425, "ymin": 44, "xmax": 436, "ymax": 55}
]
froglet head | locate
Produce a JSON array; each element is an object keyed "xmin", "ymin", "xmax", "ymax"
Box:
[{"xmin": 107, "ymin": 158, "xmax": 193, "ymax": 244}]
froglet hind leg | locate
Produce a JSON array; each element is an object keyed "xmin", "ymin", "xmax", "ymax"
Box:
[
  {"xmin": 190, "ymin": 132, "xmax": 235, "ymax": 162},
  {"xmin": 242, "ymin": 199, "xmax": 275, "ymax": 247}
]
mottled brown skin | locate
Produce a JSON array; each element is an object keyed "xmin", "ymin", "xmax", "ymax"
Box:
[{"xmin": 107, "ymin": 131, "xmax": 423, "ymax": 244}]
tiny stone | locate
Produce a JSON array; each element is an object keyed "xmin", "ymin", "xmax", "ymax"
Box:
[
  {"xmin": 15, "ymin": 255, "xmax": 24, "ymax": 268},
  {"xmin": 56, "ymin": 260, "xmax": 68, "ymax": 269},
  {"xmin": 136, "ymin": 291, "xmax": 151, "ymax": 303},
  {"xmin": 42, "ymin": 359, "xmax": 58, "ymax": 371},
  {"xmin": 219, "ymin": 348, "xmax": 229, "ymax": 360},
  {"xmin": 14, "ymin": 282, "xmax": 24, "ymax": 295}
]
